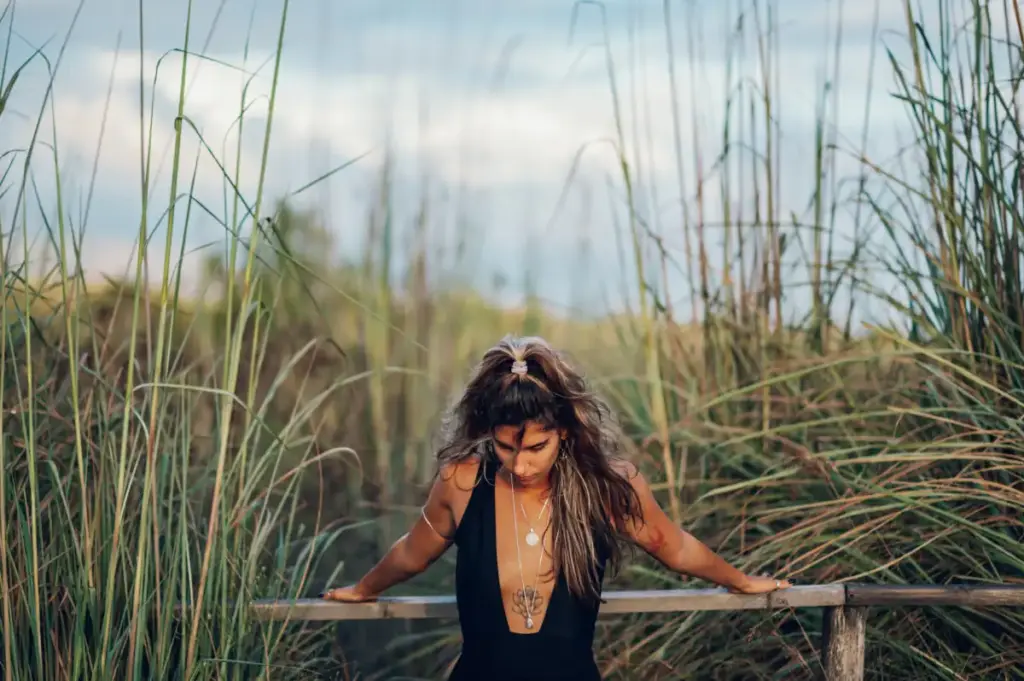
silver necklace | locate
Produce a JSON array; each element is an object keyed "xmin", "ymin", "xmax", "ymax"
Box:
[
  {"xmin": 510, "ymin": 476, "xmax": 547, "ymax": 629},
  {"xmin": 520, "ymin": 495, "xmax": 550, "ymax": 547}
]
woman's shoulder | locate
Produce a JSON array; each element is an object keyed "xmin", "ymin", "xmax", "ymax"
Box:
[
  {"xmin": 607, "ymin": 457, "xmax": 641, "ymax": 483},
  {"xmin": 605, "ymin": 458, "xmax": 652, "ymax": 503},
  {"xmin": 437, "ymin": 456, "xmax": 485, "ymax": 496}
]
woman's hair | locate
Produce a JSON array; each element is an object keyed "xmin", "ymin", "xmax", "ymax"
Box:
[{"xmin": 435, "ymin": 335, "xmax": 644, "ymax": 601}]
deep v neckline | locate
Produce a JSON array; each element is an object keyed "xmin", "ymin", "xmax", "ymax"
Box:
[{"xmin": 488, "ymin": 461, "xmax": 558, "ymax": 636}]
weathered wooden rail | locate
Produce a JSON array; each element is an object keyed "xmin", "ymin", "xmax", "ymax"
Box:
[{"xmin": 251, "ymin": 584, "xmax": 1024, "ymax": 680}]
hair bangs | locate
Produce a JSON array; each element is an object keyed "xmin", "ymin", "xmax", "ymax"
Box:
[{"xmin": 479, "ymin": 377, "xmax": 563, "ymax": 432}]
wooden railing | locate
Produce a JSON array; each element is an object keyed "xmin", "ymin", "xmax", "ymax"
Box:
[{"xmin": 251, "ymin": 584, "xmax": 1024, "ymax": 681}]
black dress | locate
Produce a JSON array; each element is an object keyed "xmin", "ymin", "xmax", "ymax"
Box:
[{"xmin": 448, "ymin": 457, "xmax": 606, "ymax": 681}]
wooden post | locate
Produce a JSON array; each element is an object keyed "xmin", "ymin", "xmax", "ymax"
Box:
[{"xmin": 821, "ymin": 606, "xmax": 866, "ymax": 681}]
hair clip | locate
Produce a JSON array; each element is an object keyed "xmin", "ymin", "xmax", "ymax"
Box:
[{"xmin": 511, "ymin": 359, "xmax": 528, "ymax": 375}]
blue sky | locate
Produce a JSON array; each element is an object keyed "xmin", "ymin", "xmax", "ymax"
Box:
[{"xmin": 0, "ymin": 0, "xmax": 971, "ymax": 324}]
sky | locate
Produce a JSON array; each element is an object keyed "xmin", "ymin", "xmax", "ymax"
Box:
[{"xmin": 0, "ymin": 0, "xmax": 996, "ymax": 325}]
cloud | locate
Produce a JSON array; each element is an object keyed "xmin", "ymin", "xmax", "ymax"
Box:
[
  {"xmin": 70, "ymin": 40, "xmax": 901, "ymax": 201},
  {"xmin": 4, "ymin": 0, "xmax": 945, "ymax": 316},
  {"xmin": 69, "ymin": 45, "xmax": 627, "ymax": 193},
  {"xmin": 16, "ymin": 0, "xmax": 921, "ymax": 207}
]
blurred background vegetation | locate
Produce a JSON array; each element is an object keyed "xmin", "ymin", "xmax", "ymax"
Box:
[{"xmin": 2, "ymin": 0, "xmax": 1024, "ymax": 679}]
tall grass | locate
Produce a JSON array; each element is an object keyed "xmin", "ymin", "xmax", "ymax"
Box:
[
  {"xmin": 1, "ymin": 1, "xmax": 355, "ymax": 679},
  {"xmin": 1, "ymin": 0, "xmax": 1023, "ymax": 680}
]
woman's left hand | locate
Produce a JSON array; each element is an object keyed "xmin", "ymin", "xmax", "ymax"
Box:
[{"xmin": 728, "ymin": 574, "xmax": 792, "ymax": 594}]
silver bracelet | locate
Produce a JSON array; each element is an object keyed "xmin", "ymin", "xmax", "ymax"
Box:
[{"xmin": 421, "ymin": 507, "xmax": 453, "ymax": 541}]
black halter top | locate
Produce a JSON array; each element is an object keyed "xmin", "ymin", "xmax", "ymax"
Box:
[{"xmin": 448, "ymin": 456, "xmax": 607, "ymax": 681}]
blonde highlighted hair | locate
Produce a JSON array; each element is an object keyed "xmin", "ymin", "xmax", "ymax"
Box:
[{"xmin": 435, "ymin": 335, "xmax": 644, "ymax": 601}]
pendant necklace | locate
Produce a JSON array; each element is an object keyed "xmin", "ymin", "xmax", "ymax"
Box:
[
  {"xmin": 520, "ymin": 496, "xmax": 550, "ymax": 547},
  {"xmin": 511, "ymin": 477, "xmax": 547, "ymax": 630}
]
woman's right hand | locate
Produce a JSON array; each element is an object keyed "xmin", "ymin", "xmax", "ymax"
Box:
[{"xmin": 320, "ymin": 584, "xmax": 377, "ymax": 602}]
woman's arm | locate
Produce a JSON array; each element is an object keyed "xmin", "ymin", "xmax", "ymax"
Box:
[
  {"xmin": 323, "ymin": 466, "xmax": 458, "ymax": 601},
  {"xmin": 619, "ymin": 464, "xmax": 789, "ymax": 594}
]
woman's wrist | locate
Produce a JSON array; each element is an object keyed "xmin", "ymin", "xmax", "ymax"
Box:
[
  {"xmin": 725, "ymin": 572, "xmax": 752, "ymax": 592},
  {"xmin": 353, "ymin": 578, "xmax": 380, "ymax": 599},
  {"xmin": 355, "ymin": 559, "xmax": 413, "ymax": 598}
]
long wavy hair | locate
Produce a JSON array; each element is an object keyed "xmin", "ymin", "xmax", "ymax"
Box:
[{"xmin": 435, "ymin": 335, "xmax": 644, "ymax": 601}]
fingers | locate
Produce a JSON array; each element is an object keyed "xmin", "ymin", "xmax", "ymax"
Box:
[
  {"xmin": 741, "ymin": 576, "xmax": 791, "ymax": 593},
  {"xmin": 320, "ymin": 588, "xmax": 348, "ymax": 601},
  {"xmin": 729, "ymin": 576, "xmax": 789, "ymax": 595},
  {"xmin": 319, "ymin": 587, "xmax": 376, "ymax": 602},
  {"xmin": 759, "ymin": 572, "xmax": 793, "ymax": 591}
]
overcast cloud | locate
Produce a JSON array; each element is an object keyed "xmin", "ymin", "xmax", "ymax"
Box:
[{"xmin": 0, "ymin": 0, "xmax": 985, "ymax": 322}]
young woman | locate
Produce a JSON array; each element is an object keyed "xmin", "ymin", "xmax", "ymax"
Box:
[{"xmin": 322, "ymin": 336, "xmax": 791, "ymax": 680}]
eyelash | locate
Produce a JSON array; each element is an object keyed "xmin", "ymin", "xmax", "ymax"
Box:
[{"xmin": 496, "ymin": 444, "xmax": 546, "ymax": 453}]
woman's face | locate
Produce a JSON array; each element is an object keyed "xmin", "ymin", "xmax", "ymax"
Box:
[{"xmin": 491, "ymin": 420, "xmax": 562, "ymax": 488}]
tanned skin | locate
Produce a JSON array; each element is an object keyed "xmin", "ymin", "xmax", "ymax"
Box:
[{"xmin": 323, "ymin": 421, "xmax": 791, "ymax": 632}]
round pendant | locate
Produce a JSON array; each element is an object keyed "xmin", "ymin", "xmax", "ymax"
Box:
[
  {"xmin": 525, "ymin": 617, "xmax": 534, "ymax": 629},
  {"xmin": 525, "ymin": 530, "xmax": 540, "ymax": 546}
]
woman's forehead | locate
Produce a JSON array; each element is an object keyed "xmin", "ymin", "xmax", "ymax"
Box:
[{"xmin": 492, "ymin": 421, "xmax": 555, "ymax": 446}]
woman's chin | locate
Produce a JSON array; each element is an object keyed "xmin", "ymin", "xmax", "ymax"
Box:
[{"xmin": 516, "ymin": 474, "xmax": 548, "ymax": 488}]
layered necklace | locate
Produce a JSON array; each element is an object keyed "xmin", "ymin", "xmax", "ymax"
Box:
[{"xmin": 510, "ymin": 475, "xmax": 550, "ymax": 630}]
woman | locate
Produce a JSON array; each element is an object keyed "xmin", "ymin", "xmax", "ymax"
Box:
[{"xmin": 322, "ymin": 336, "xmax": 790, "ymax": 680}]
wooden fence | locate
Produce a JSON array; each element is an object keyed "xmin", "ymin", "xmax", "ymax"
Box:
[{"xmin": 250, "ymin": 584, "xmax": 1024, "ymax": 680}]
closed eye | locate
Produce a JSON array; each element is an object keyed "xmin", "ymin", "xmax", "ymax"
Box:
[{"xmin": 493, "ymin": 439, "xmax": 550, "ymax": 453}]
